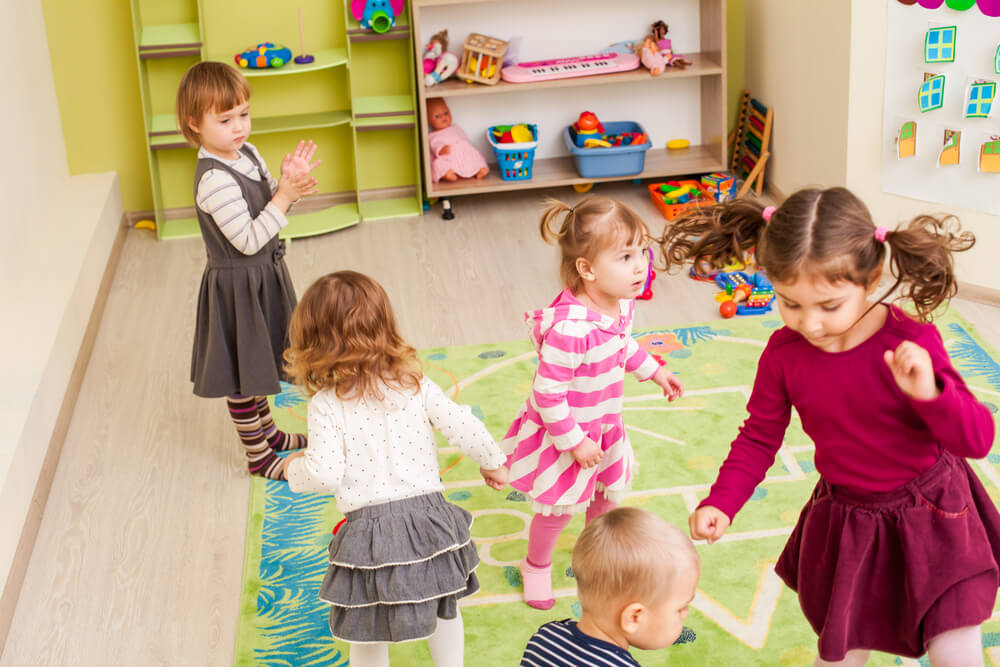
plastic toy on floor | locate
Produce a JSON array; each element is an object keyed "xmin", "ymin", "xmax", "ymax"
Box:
[
  {"xmin": 422, "ymin": 29, "xmax": 459, "ymax": 87},
  {"xmin": 426, "ymin": 98, "xmax": 489, "ymax": 182},
  {"xmin": 714, "ymin": 271, "xmax": 774, "ymax": 318}
]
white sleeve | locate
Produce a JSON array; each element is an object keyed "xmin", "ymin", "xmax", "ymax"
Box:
[
  {"xmin": 285, "ymin": 394, "xmax": 346, "ymax": 494},
  {"xmin": 247, "ymin": 143, "xmax": 279, "ymax": 196},
  {"xmin": 422, "ymin": 377, "xmax": 506, "ymax": 470},
  {"xmin": 196, "ymin": 168, "xmax": 287, "ymax": 255}
]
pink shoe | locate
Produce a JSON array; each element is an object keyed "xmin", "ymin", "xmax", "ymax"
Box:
[{"xmin": 521, "ymin": 558, "xmax": 555, "ymax": 610}]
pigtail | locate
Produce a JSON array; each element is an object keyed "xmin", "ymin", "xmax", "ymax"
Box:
[
  {"xmin": 656, "ymin": 198, "xmax": 769, "ymax": 272},
  {"xmin": 539, "ymin": 198, "xmax": 573, "ymax": 245},
  {"xmin": 879, "ymin": 214, "xmax": 974, "ymax": 322}
]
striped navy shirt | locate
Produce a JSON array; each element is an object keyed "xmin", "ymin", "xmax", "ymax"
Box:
[{"xmin": 521, "ymin": 619, "xmax": 641, "ymax": 666}]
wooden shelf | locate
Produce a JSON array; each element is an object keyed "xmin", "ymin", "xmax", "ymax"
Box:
[
  {"xmin": 138, "ymin": 22, "xmax": 201, "ymax": 57},
  {"xmin": 358, "ymin": 197, "xmax": 422, "ymax": 220},
  {"xmin": 427, "ymin": 143, "xmax": 725, "ymax": 197},
  {"xmin": 352, "ymin": 95, "xmax": 416, "ymax": 130},
  {"xmin": 254, "ymin": 110, "xmax": 353, "ymax": 133},
  {"xmin": 205, "ymin": 48, "xmax": 348, "ymax": 77},
  {"xmin": 424, "ymin": 52, "xmax": 722, "ymax": 99},
  {"xmin": 346, "ymin": 12, "xmax": 410, "ymax": 41},
  {"xmin": 157, "ymin": 204, "xmax": 362, "ymax": 241}
]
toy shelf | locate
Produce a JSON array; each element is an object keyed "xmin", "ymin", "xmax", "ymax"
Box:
[
  {"xmin": 130, "ymin": 0, "xmax": 423, "ymax": 241},
  {"xmin": 138, "ymin": 23, "xmax": 201, "ymax": 54},
  {"xmin": 430, "ymin": 143, "xmax": 724, "ymax": 196},
  {"xmin": 424, "ymin": 52, "xmax": 723, "ymax": 99},
  {"xmin": 204, "ymin": 48, "xmax": 349, "ymax": 77},
  {"xmin": 411, "ymin": 0, "xmax": 728, "ymax": 203}
]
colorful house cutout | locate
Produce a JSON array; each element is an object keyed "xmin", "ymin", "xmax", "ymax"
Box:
[
  {"xmin": 981, "ymin": 137, "xmax": 1000, "ymax": 172},
  {"xmin": 938, "ymin": 129, "xmax": 961, "ymax": 167},
  {"xmin": 966, "ymin": 81, "xmax": 996, "ymax": 118},
  {"xmin": 897, "ymin": 121, "xmax": 917, "ymax": 158},
  {"xmin": 919, "ymin": 73, "xmax": 946, "ymax": 112},
  {"xmin": 925, "ymin": 26, "xmax": 957, "ymax": 62}
]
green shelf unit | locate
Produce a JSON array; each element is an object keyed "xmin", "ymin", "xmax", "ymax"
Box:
[{"xmin": 131, "ymin": 0, "xmax": 423, "ymax": 240}]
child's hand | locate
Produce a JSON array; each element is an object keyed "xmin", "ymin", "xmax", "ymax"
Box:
[
  {"xmin": 283, "ymin": 450, "xmax": 306, "ymax": 465},
  {"xmin": 480, "ymin": 466, "xmax": 508, "ymax": 490},
  {"xmin": 884, "ymin": 341, "xmax": 939, "ymax": 401},
  {"xmin": 440, "ymin": 144, "xmax": 451, "ymax": 155},
  {"xmin": 275, "ymin": 172, "xmax": 319, "ymax": 210},
  {"xmin": 571, "ymin": 438, "xmax": 603, "ymax": 469},
  {"xmin": 689, "ymin": 505, "xmax": 730, "ymax": 544},
  {"xmin": 281, "ymin": 140, "xmax": 321, "ymax": 180},
  {"xmin": 652, "ymin": 366, "xmax": 684, "ymax": 401}
]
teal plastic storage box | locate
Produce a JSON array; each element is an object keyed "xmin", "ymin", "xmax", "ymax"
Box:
[
  {"xmin": 563, "ymin": 121, "xmax": 651, "ymax": 178},
  {"xmin": 488, "ymin": 124, "xmax": 538, "ymax": 181}
]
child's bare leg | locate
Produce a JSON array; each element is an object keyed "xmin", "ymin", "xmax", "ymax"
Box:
[
  {"xmin": 814, "ymin": 650, "xmax": 870, "ymax": 667},
  {"xmin": 443, "ymin": 169, "xmax": 458, "ymax": 181},
  {"xmin": 427, "ymin": 613, "xmax": 464, "ymax": 667},
  {"xmin": 349, "ymin": 642, "xmax": 389, "ymax": 667},
  {"xmin": 926, "ymin": 625, "xmax": 984, "ymax": 667}
]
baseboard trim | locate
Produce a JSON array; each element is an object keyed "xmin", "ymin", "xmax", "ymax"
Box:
[
  {"xmin": 957, "ymin": 281, "xmax": 1000, "ymax": 307},
  {"xmin": 0, "ymin": 217, "xmax": 128, "ymax": 653}
]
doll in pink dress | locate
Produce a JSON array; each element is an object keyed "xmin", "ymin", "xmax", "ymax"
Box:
[{"xmin": 426, "ymin": 98, "xmax": 489, "ymax": 182}]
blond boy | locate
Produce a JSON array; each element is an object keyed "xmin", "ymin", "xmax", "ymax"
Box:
[{"xmin": 521, "ymin": 507, "xmax": 700, "ymax": 666}]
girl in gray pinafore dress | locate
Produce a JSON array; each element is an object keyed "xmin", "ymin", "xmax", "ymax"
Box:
[
  {"xmin": 180, "ymin": 61, "xmax": 319, "ymax": 481},
  {"xmin": 283, "ymin": 271, "xmax": 510, "ymax": 666}
]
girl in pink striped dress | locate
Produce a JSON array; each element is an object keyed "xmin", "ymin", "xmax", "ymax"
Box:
[{"xmin": 502, "ymin": 197, "xmax": 684, "ymax": 609}]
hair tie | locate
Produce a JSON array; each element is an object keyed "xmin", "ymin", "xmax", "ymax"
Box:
[
  {"xmin": 762, "ymin": 206, "xmax": 776, "ymax": 222},
  {"xmin": 874, "ymin": 226, "xmax": 890, "ymax": 243}
]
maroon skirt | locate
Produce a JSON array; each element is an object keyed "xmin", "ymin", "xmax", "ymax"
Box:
[{"xmin": 775, "ymin": 450, "xmax": 1000, "ymax": 661}]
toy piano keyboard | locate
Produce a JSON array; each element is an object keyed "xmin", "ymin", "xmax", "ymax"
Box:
[{"xmin": 501, "ymin": 53, "xmax": 640, "ymax": 83}]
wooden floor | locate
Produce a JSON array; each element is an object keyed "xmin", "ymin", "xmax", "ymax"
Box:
[{"xmin": 3, "ymin": 183, "xmax": 999, "ymax": 665}]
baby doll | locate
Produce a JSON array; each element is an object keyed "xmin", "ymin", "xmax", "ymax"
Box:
[
  {"xmin": 422, "ymin": 29, "xmax": 459, "ymax": 87},
  {"xmin": 426, "ymin": 98, "xmax": 489, "ymax": 182}
]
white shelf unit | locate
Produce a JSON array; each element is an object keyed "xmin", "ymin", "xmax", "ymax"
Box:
[{"xmin": 410, "ymin": 0, "xmax": 727, "ymax": 198}]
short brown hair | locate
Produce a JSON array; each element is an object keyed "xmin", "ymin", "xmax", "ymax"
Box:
[
  {"xmin": 540, "ymin": 197, "xmax": 650, "ymax": 293},
  {"xmin": 284, "ymin": 271, "xmax": 423, "ymax": 401},
  {"xmin": 175, "ymin": 62, "xmax": 251, "ymax": 147},
  {"xmin": 572, "ymin": 507, "xmax": 699, "ymax": 609}
]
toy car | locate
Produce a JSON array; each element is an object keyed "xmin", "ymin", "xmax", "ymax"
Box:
[{"xmin": 235, "ymin": 43, "xmax": 293, "ymax": 69}]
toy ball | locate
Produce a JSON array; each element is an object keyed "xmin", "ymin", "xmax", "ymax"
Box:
[
  {"xmin": 720, "ymin": 300, "xmax": 738, "ymax": 318},
  {"xmin": 235, "ymin": 42, "xmax": 293, "ymax": 69}
]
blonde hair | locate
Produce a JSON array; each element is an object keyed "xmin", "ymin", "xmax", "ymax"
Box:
[
  {"xmin": 175, "ymin": 61, "xmax": 251, "ymax": 147},
  {"xmin": 540, "ymin": 197, "xmax": 650, "ymax": 293},
  {"xmin": 284, "ymin": 271, "xmax": 423, "ymax": 400},
  {"xmin": 572, "ymin": 507, "xmax": 699, "ymax": 609}
]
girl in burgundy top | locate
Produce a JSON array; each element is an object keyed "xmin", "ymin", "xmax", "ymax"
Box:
[{"xmin": 658, "ymin": 187, "xmax": 999, "ymax": 666}]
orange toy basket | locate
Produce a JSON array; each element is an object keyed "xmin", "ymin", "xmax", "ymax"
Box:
[{"xmin": 648, "ymin": 181, "xmax": 716, "ymax": 220}]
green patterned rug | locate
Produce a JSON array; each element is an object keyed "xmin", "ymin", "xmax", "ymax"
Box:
[{"xmin": 235, "ymin": 310, "xmax": 1000, "ymax": 666}]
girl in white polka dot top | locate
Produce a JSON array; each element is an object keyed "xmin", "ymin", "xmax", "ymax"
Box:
[{"xmin": 282, "ymin": 270, "xmax": 507, "ymax": 667}]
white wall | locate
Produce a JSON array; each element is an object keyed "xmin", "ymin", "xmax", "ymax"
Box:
[
  {"xmin": 0, "ymin": 0, "xmax": 121, "ymax": 616},
  {"xmin": 744, "ymin": 0, "xmax": 852, "ymax": 193},
  {"xmin": 417, "ymin": 0, "xmax": 709, "ymax": 160},
  {"xmin": 846, "ymin": 0, "xmax": 1000, "ymax": 291}
]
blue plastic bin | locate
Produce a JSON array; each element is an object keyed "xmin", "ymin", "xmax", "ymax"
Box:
[
  {"xmin": 487, "ymin": 124, "xmax": 538, "ymax": 181},
  {"xmin": 563, "ymin": 121, "xmax": 651, "ymax": 178}
]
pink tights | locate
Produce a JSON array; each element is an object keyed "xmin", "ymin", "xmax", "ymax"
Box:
[{"xmin": 522, "ymin": 492, "xmax": 617, "ymax": 609}]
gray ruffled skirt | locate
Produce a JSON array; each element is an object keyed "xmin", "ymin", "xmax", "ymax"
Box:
[{"xmin": 320, "ymin": 492, "xmax": 480, "ymax": 643}]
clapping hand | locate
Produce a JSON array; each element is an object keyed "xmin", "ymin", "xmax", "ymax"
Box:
[{"xmin": 281, "ymin": 140, "xmax": 321, "ymax": 180}]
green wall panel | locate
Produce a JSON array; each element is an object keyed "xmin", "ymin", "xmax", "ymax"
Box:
[{"xmin": 356, "ymin": 129, "xmax": 417, "ymax": 191}]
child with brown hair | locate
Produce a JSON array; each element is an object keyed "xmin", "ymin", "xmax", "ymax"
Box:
[
  {"xmin": 503, "ymin": 196, "xmax": 684, "ymax": 610},
  {"xmin": 176, "ymin": 61, "xmax": 320, "ymax": 479},
  {"xmin": 659, "ymin": 187, "xmax": 998, "ymax": 666},
  {"xmin": 282, "ymin": 271, "xmax": 508, "ymax": 667},
  {"xmin": 521, "ymin": 507, "xmax": 700, "ymax": 666}
]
